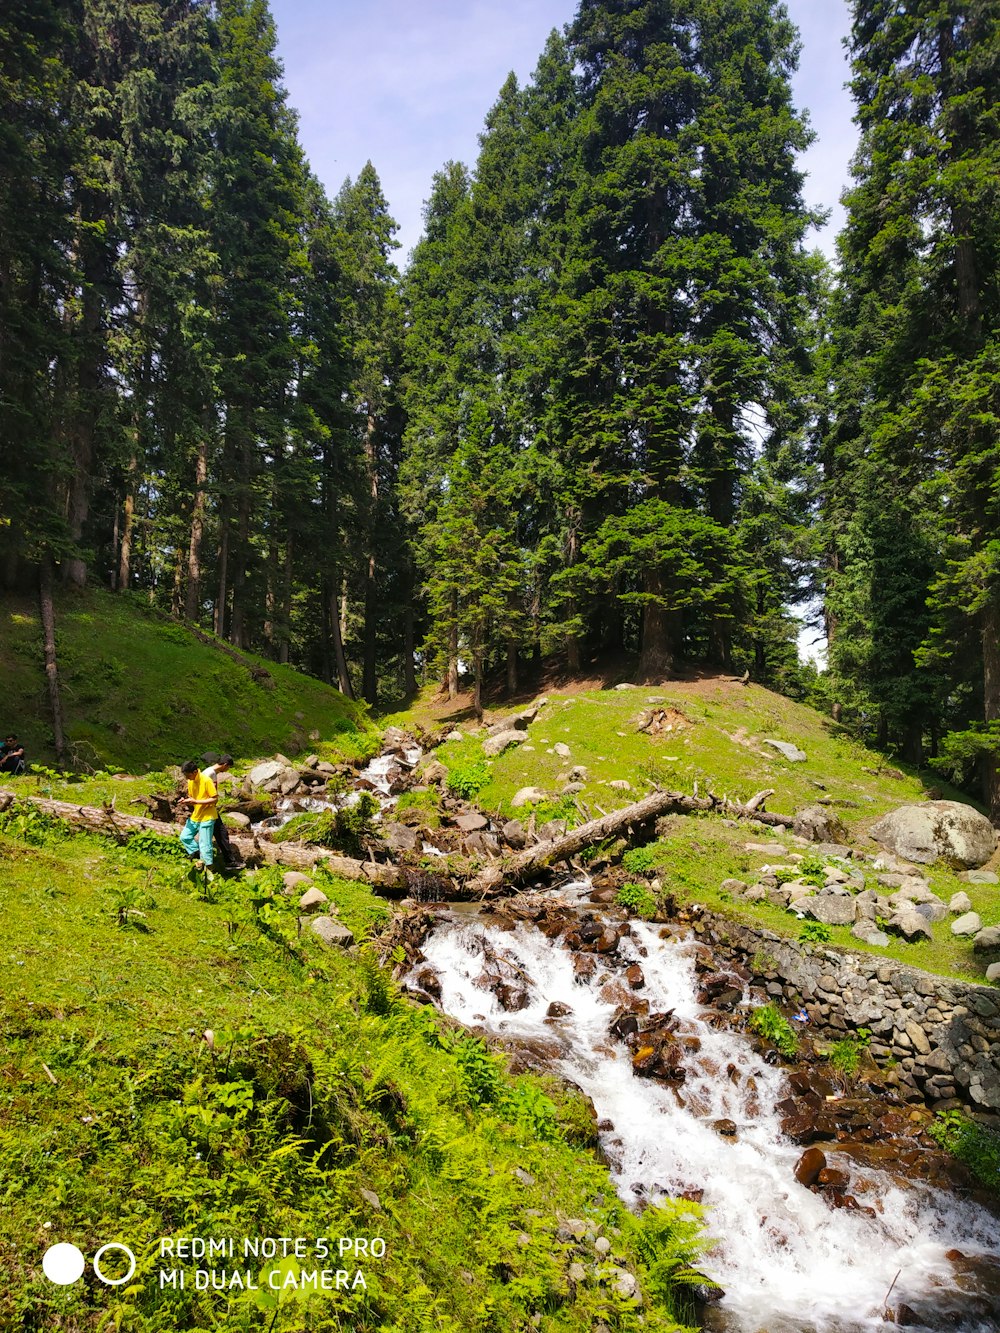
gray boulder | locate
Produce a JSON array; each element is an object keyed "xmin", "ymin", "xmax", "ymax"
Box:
[
  {"xmin": 951, "ymin": 911, "xmax": 982, "ymax": 937},
  {"xmin": 870, "ymin": 801, "xmax": 998, "ymax": 868},
  {"xmin": 801, "ymin": 894, "xmax": 857, "ymax": 926},
  {"xmin": 248, "ymin": 759, "xmax": 283, "ymax": 788},
  {"xmin": 973, "ymin": 926, "xmax": 1000, "ymax": 952},
  {"xmin": 949, "ymin": 891, "xmax": 973, "ymax": 914},
  {"xmin": 309, "ymin": 916, "xmax": 354, "ymax": 948},
  {"xmin": 763, "ymin": 739, "xmax": 807, "ymax": 762},
  {"xmin": 512, "ymin": 786, "xmax": 548, "ymax": 808},
  {"xmin": 299, "ymin": 887, "xmax": 329, "ymax": 912},
  {"xmin": 793, "ymin": 805, "xmax": 848, "ymax": 843},
  {"xmin": 886, "ymin": 908, "xmax": 932, "ymax": 941},
  {"xmin": 852, "ymin": 921, "xmax": 890, "ymax": 947},
  {"xmin": 483, "ymin": 730, "xmax": 526, "ymax": 758}
]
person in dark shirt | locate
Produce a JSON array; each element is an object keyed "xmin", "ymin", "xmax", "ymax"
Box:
[
  {"xmin": 201, "ymin": 752, "xmax": 242, "ymax": 870},
  {"xmin": 0, "ymin": 735, "xmax": 26, "ymax": 774}
]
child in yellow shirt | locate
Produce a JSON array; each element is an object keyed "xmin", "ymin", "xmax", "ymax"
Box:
[{"xmin": 178, "ymin": 758, "xmax": 218, "ymax": 867}]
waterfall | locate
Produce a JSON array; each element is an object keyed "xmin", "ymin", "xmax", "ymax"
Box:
[{"xmin": 418, "ymin": 904, "xmax": 1000, "ymax": 1333}]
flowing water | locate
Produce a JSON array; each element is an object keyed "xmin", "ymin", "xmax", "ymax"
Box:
[{"xmin": 417, "ymin": 894, "xmax": 1000, "ymax": 1333}]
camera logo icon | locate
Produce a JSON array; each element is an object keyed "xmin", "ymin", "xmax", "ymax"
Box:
[{"xmin": 43, "ymin": 1242, "xmax": 137, "ymax": 1286}]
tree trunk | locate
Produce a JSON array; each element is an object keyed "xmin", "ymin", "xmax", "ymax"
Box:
[
  {"xmin": 39, "ymin": 555, "xmax": 67, "ymax": 766},
  {"xmin": 363, "ymin": 552, "xmax": 377, "ymax": 704},
  {"xmin": 506, "ymin": 639, "xmax": 518, "ymax": 695},
  {"xmin": 982, "ymin": 597, "xmax": 1000, "ymax": 822},
  {"xmin": 447, "ymin": 593, "xmax": 459, "ymax": 698},
  {"xmin": 329, "ymin": 581, "xmax": 354, "ymax": 698},
  {"xmin": 215, "ymin": 515, "xmax": 229, "ymax": 637},
  {"xmin": 638, "ymin": 568, "xmax": 678, "ymax": 680},
  {"xmin": 185, "ymin": 435, "xmax": 209, "ymax": 621},
  {"xmin": 230, "ymin": 485, "xmax": 251, "ymax": 648},
  {"xmin": 403, "ymin": 584, "xmax": 417, "ymax": 696},
  {"xmin": 473, "ymin": 649, "xmax": 484, "ymax": 722}
]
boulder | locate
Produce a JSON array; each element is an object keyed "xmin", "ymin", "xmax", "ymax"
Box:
[
  {"xmin": 282, "ymin": 870, "xmax": 313, "ymax": 895},
  {"xmin": 512, "ymin": 786, "xmax": 548, "ymax": 809},
  {"xmin": 309, "ymin": 916, "xmax": 354, "ymax": 948},
  {"xmin": 299, "ymin": 887, "xmax": 329, "ymax": 912},
  {"xmin": 794, "ymin": 1146, "xmax": 827, "ymax": 1187},
  {"xmin": 801, "ymin": 894, "xmax": 857, "ymax": 926},
  {"xmin": 502, "ymin": 818, "xmax": 528, "ymax": 848},
  {"xmin": 886, "ymin": 908, "xmax": 932, "ymax": 942},
  {"xmin": 453, "ymin": 811, "xmax": 488, "ymax": 833},
  {"xmin": 483, "ymin": 730, "xmax": 526, "ymax": 758},
  {"xmin": 423, "ymin": 759, "xmax": 448, "ymax": 785},
  {"xmin": 554, "ymin": 742, "xmax": 571, "ymax": 758},
  {"xmin": 986, "ymin": 963, "xmax": 1000, "ymax": 984},
  {"xmin": 445, "ymin": 729, "xmax": 463, "ymax": 742},
  {"xmin": 949, "ymin": 891, "xmax": 973, "ymax": 915},
  {"xmin": 222, "ymin": 811, "xmax": 251, "ymax": 829},
  {"xmin": 794, "ymin": 805, "xmax": 848, "ymax": 843},
  {"xmin": 382, "ymin": 822, "xmax": 420, "ymax": 853},
  {"xmin": 870, "ymin": 801, "xmax": 998, "ymax": 868},
  {"xmin": 973, "ymin": 926, "xmax": 1000, "ymax": 952},
  {"xmin": 763, "ymin": 739, "xmax": 807, "ymax": 762},
  {"xmin": 951, "ymin": 911, "xmax": 983, "ymax": 936},
  {"xmin": 852, "ymin": 921, "xmax": 890, "ymax": 947},
  {"xmin": 248, "ymin": 760, "xmax": 283, "ymax": 788},
  {"xmin": 962, "ymin": 869, "xmax": 999, "ymax": 884},
  {"xmin": 277, "ymin": 765, "xmax": 301, "ymax": 794}
]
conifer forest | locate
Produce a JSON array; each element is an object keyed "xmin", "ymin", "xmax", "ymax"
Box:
[{"xmin": 1, "ymin": 0, "xmax": 998, "ymax": 816}]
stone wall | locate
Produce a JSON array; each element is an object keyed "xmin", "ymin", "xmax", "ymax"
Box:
[{"xmin": 704, "ymin": 914, "xmax": 1000, "ymax": 1115}]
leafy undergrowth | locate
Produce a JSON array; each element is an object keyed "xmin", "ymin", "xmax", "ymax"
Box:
[
  {"xmin": 0, "ymin": 588, "xmax": 375, "ymax": 774},
  {"xmin": 0, "ymin": 809, "xmax": 702, "ymax": 1333},
  {"xmin": 389, "ymin": 682, "xmax": 999, "ymax": 985}
]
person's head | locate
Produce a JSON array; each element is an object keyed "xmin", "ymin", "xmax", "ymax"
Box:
[
  {"xmin": 181, "ymin": 760, "xmax": 200, "ymax": 777},
  {"xmin": 5, "ymin": 735, "xmax": 16, "ymax": 746},
  {"xmin": 218, "ymin": 754, "xmax": 233, "ymax": 770}
]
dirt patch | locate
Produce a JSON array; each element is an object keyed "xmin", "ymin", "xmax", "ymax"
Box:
[{"xmin": 637, "ymin": 706, "xmax": 692, "ymax": 737}]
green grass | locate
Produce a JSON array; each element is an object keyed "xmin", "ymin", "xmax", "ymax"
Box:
[
  {"xmin": 0, "ymin": 813, "xmax": 700, "ymax": 1333},
  {"xmin": 1, "ymin": 588, "xmax": 375, "ymax": 773}
]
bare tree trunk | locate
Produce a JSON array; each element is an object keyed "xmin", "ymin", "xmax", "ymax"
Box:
[
  {"xmin": 403, "ymin": 570, "xmax": 417, "ymax": 696},
  {"xmin": 230, "ymin": 487, "xmax": 251, "ymax": 648},
  {"xmin": 184, "ymin": 435, "xmax": 209, "ymax": 621},
  {"xmin": 215, "ymin": 515, "xmax": 229, "ymax": 637},
  {"xmin": 280, "ymin": 538, "xmax": 292, "ymax": 665},
  {"xmin": 983, "ymin": 598, "xmax": 1000, "ymax": 822},
  {"xmin": 363, "ymin": 412, "xmax": 379, "ymax": 705},
  {"xmin": 638, "ymin": 568, "xmax": 678, "ymax": 680},
  {"xmin": 566, "ymin": 519, "xmax": 582, "ymax": 673},
  {"xmin": 39, "ymin": 555, "xmax": 67, "ymax": 766},
  {"xmin": 506, "ymin": 639, "xmax": 518, "ymax": 695},
  {"xmin": 473, "ymin": 649, "xmax": 484, "ymax": 722},
  {"xmin": 329, "ymin": 581, "xmax": 354, "ymax": 698},
  {"xmin": 447, "ymin": 600, "xmax": 459, "ymax": 698}
]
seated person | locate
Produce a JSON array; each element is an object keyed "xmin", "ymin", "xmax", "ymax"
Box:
[{"xmin": 0, "ymin": 735, "xmax": 26, "ymax": 775}]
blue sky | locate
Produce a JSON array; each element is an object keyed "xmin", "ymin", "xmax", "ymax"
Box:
[{"xmin": 269, "ymin": 0, "xmax": 857, "ymax": 266}]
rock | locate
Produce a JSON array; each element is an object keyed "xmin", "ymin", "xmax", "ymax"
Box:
[
  {"xmin": 298, "ymin": 887, "xmax": 329, "ymax": 912},
  {"xmin": 423, "ymin": 760, "xmax": 448, "ymax": 784},
  {"xmin": 973, "ymin": 926, "xmax": 1000, "ymax": 952},
  {"xmin": 625, "ymin": 964, "xmax": 645, "ymax": 989},
  {"xmin": 567, "ymin": 1262, "xmax": 587, "ymax": 1284},
  {"xmin": 453, "ymin": 811, "xmax": 488, "ymax": 833},
  {"xmin": 870, "ymin": 801, "xmax": 998, "ymax": 868},
  {"xmin": 801, "ymin": 894, "xmax": 857, "ymax": 926},
  {"xmin": 721, "ymin": 878, "xmax": 748, "ymax": 895},
  {"xmin": 222, "ymin": 811, "xmax": 251, "ymax": 828},
  {"xmin": 547, "ymin": 1001, "xmax": 573, "ymax": 1019},
  {"xmin": 310, "ymin": 916, "xmax": 354, "ymax": 948},
  {"xmin": 851, "ymin": 922, "xmax": 890, "ymax": 947},
  {"xmin": 613, "ymin": 683, "xmax": 637, "ymax": 691},
  {"xmin": 554, "ymin": 742, "xmax": 571, "ymax": 758},
  {"xmin": 763, "ymin": 739, "xmax": 807, "ymax": 762},
  {"xmin": 609, "ymin": 1268, "xmax": 638, "ymax": 1301},
  {"xmin": 794, "ymin": 1147, "xmax": 827, "ymax": 1187},
  {"xmin": 248, "ymin": 760, "xmax": 283, "ymax": 788},
  {"xmin": 886, "ymin": 909, "xmax": 932, "ymax": 942},
  {"xmin": 594, "ymin": 1236, "xmax": 612, "ymax": 1256},
  {"xmin": 608, "ymin": 779, "xmax": 632, "ymax": 792},
  {"xmin": 913, "ymin": 898, "xmax": 948, "ymax": 924},
  {"xmin": 950, "ymin": 891, "xmax": 973, "ymax": 914},
  {"xmin": 962, "ymin": 869, "xmax": 999, "ymax": 883},
  {"xmin": 277, "ymin": 765, "xmax": 301, "ymax": 794},
  {"xmin": 502, "ymin": 818, "xmax": 528, "ymax": 848},
  {"xmin": 986, "ymin": 963, "xmax": 1000, "ymax": 984},
  {"xmin": 793, "ymin": 805, "xmax": 848, "ymax": 843},
  {"xmin": 512, "ymin": 786, "xmax": 548, "ymax": 808},
  {"xmin": 282, "ymin": 871, "xmax": 313, "ymax": 895},
  {"xmin": 382, "ymin": 822, "xmax": 420, "ymax": 853},
  {"xmin": 445, "ymin": 729, "xmax": 463, "ymax": 742},
  {"xmin": 483, "ymin": 730, "xmax": 526, "ymax": 758},
  {"xmin": 360, "ymin": 1188, "xmax": 381, "ymax": 1211},
  {"xmin": 569, "ymin": 765, "xmax": 588, "ymax": 781},
  {"xmin": 951, "ymin": 912, "xmax": 983, "ymax": 937}
]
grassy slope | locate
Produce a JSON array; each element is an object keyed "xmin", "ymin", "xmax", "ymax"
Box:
[
  {"xmin": 0, "ymin": 815, "xmax": 698, "ymax": 1333},
  {"xmin": 1, "ymin": 588, "xmax": 373, "ymax": 773},
  {"xmin": 388, "ymin": 678, "xmax": 1000, "ymax": 985}
]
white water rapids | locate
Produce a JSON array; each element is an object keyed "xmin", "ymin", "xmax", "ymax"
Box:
[{"xmin": 418, "ymin": 902, "xmax": 1000, "ymax": 1333}]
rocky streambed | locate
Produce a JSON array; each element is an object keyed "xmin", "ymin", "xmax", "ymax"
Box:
[{"xmin": 389, "ymin": 884, "xmax": 1000, "ymax": 1333}]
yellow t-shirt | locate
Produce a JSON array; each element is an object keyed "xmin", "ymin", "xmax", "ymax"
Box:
[{"xmin": 187, "ymin": 770, "xmax": 218, "ymax": 822}]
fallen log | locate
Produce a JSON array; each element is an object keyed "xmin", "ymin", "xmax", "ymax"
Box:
[
  {"xmin": 467, "ymin": 787, "xmax": 794, "ymax": 897},
  {"xmin": 0, "ymin": 788, "xmax": 450, "ymax": 900}
]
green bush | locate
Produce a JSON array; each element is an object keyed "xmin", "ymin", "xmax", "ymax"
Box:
[
  {"xmin": 928, "ymin": 1109, "xmax": 1000, "ymax": 1195},
  {"xmin": 828, "ymin": 1031, "xmax": 870, "ymax": 1078},
  {"xmin": 622, "ymin": 845, "xmax": 658, "ymax": 875},
  {"xmin": 748, "ymin": 1003, "xmax": 799, "ymax": 1057},
  {"xmin": 800, "ymin": 920, "xmax": 832, "ymax": 945},
  {"xmin": 446, "ymin": 756, "xmax": 491, "ymax": 799},
  {"xmin": 616, "ymin": 881, "xmax": 658, "ymax": 919}
]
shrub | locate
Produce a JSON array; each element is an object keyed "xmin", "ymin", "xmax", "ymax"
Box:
[
  {"xmin": 445, "ymin": 757, "xmax": 491, "ymax": 800},
  {"xmin": 800, "ymin": 920, "xmax": 832, "ymax": 945},
  {"xmin": 748, "ymin": 1003, "xmax": 798, "ymax": 1057},
  {"xmin": 616, "ymin": 881, "xmax": 658, "ymax": 919},
  {"xmin": 622, "ymin": 845, "xmax": 658, "ymax": 875},
  {"xmin": 928, "ymin": 1110, "xmax": 1000, "ymax": 1195}
]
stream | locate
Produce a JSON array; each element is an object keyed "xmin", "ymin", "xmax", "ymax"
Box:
[{"xmin": 415, "ymin": 890, "xmax": 1000, "ymax": 1333}]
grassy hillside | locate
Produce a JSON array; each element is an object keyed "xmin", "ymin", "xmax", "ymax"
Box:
[
  {"xmin": 0, "ymin": 809, "xmax": 702, "ymax": 1332},
  {"xmin": 1, "ymin": 589, "xmax": 373, "ymax": 772},
  {"xmin": 388, "ymin": 678, "xmax": 1000, "ymax": 985}
]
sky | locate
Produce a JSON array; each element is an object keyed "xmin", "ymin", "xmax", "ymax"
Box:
[{"xmin": 268, "ymin": 0, "xmax": 858, "ymax": 266}]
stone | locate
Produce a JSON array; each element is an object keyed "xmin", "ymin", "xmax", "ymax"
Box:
[
  {"xmin": 905, "ymin": 1022, "xmax": 931, "ymax": 1056},
  {"xmin": 721, "ymin": 879, "xmax": 748, "ymax": 895},
  {"xmin": 851, "ymin": 922, "xmax": 890, "ymax": 947},
  {"xmin": 483, "ymin": 730, "xmax": 526, "ymax": 758},
  {"xmin": 222, "ymin": 811, "xmax": 251, "ymax": 828},
  {"xmin": 886, "ymin": 909, "xmax": 932, "ymax": 942},
  {"xmin": 763, "ymin": 739, "xmax": 807, "ymax": 762},
  {"xmin": 310, "ymin": 916, "xmax": 354, "ymax": 948},
  {"xmin": 282, "ymin": 871, "xmax": 312, "ymax": 894},
  {"xmin": 277, "ymin": 765, "xmax": 301, "ymax": 794},
  {"xmin": 248, "ymin": 759, "xmax": 283, "ymax": 788},
  {"xmin": 303, "ymin": 754, "xmax": 319, "ymax": 768},
  {"xmin": 986, "ymin": 963, "xmax": 1000, "ymax": 984},
  {"xmin": 453, "ymin": 811, "xmax": 488, "ymax": 833},
  {"xmin": 913, "ymin": 898, "xmax": 948, "ymax": 924},
  {"xmin": 950, "ymin": 891, "xmax": 973, "ymax": 914},
  {"xmin": 554, "ymin": 742, "xmax": 571, "ymax": 758},
  {"xmin": 502, "ymin": 819, "xmax": 528, "ymax": 848},
  {"xmin": 594, "ymin": 1236, "xmax": 612, "ymax": 1256},
  {"xmin": 382, "ymin": 822, "xmax": 420, "ymax": 853},
  {"xmin": 951, "ymin": 912, "xmax": 983, "ymax": 937},
  {"xmin": 445, "ymin": 729, "xmax": 463, "ymax": 742},
  {"xmin": 360, "ymin": 1188, "xmax": 381, "ymax": 1211},
  {"xmin": 613, "ymin": 683, "xmax": 637, "ymax": 690},
  {"xmin": 801, "ymin": 895, "xmax": 857, "ymax": 926},
  {"xmin": 423, "ymin": 760, "xmax": 448, "ymax": 784},
  {"xmin": 973, "ymin": 927, "xmax": 1000, "ymax": 952},
  {"xmin": 608, "ymin": 779, "xmax": 632, "ymax": 791},
  {"xmin": 962, "ymin": 869, "xmax": 999, "ymax": 884},
  {"xmin": 870, "ymin": 801, "xmax": 998, "ymax": 868},
  {"xmin": 567, "ymin": 1263, "xmax": 587, "ymax": 1284},
  {"xmin": 794, "ymin": 1147, "xmax": 827, "ymax": 1187},
  {"xmin": 793, "ymin": 805, "xmax": 848, "ymax": 843},
  {"xmin": 547, "ymin": 1001, "xmax": 573, "ymax": 1019},
  {"xmin": 298, "ymin": 887, "xmax": 329, "ymax": 912},
  {"xmin": 512, "ymin": 786, "xmax": 548, "ymax": 808}
]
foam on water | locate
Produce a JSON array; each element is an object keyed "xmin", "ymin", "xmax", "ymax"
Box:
[{"xmin": 419, "ymin": 913, "xmax": 999, "ymax": 1333}]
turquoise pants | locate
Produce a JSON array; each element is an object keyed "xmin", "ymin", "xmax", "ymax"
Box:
[{"xmin": 180, "ymin": 817, "xmax": 216, "ymax": 866}]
